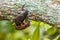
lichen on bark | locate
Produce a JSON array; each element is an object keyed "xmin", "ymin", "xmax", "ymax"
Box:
[{"xmin": 0, "ymin": 0, "xmax": 60, "ymax": 28}]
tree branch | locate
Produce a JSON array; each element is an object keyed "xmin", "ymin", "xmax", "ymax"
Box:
[{"xmin": 0, "ymin": 12, "xmax": 60, "ymax": 28}]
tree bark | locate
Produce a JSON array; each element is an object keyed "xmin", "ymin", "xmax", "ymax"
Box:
[{"xmin": 0, "ymin": 12, "xmax": 60, "ymax": 28}]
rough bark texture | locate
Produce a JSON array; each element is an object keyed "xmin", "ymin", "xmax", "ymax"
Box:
[{"xmin": 0, "ymin": 0, "xmax": 60, "ymax": 28}]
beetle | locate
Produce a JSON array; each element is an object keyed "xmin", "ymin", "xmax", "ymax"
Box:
[
  {"xmin": 14, "ymin": 5, "xmax": 30, "ymax": 30},
  {"xmin": 15, "ymin": 20, "xmax": 30, "ymax": 30}
]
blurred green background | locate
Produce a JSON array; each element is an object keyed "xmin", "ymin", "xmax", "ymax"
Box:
[
  {"xmin": 0, "ymin": 20, "xmax": 60, "ymax": 40},
  {"xmin": 0, "ymin": 20, "xmax": 40, "ymax": 40}
]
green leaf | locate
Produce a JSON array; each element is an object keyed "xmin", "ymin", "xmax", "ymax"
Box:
[
  {"xmin": 46, "ymin": 27, "xmax": 56, "ymax": 35},
  {"xmin": 30, "ymin": 20, "xmax": 40, "ymax": 27},
  {"xmin": 44, "ymin": 24, "xmax": 52, "ymax": 31},
  {"xmin": 30, "ymin": 22, "xmax": 40, "ymax": 40},
  {"xmin": 57, "ymin": 29, "xmax": 60, "ymax": 34},
  {"xmin": 48, "ymin": 32, "xmax": 59, "ymax": 40},
  {"xmin": 0, "ymin": 20, "xmax": 15, "ymax": 33}
]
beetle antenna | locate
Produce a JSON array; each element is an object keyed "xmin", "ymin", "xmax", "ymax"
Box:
[{"xmin": 21, "ymin": 4, "xmax": 25, "ymax": 10}]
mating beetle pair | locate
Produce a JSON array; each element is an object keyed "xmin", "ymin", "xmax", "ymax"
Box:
[{"xmin": 14, "ymin": 5, "xmax": 30, "ymax": 30}]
